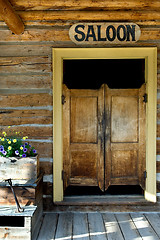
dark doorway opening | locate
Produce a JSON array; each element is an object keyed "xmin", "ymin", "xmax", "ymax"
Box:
[
  {"xmin": 63, "ymin": 58, "xmax": 145, "ymax": 197},
  {"xmin": 63, "ymin": 59, "xmax": 145, "ymax": 89}
]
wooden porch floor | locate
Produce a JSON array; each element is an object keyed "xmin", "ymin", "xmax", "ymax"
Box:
[{"xmin": 36, "ymin": 212, "xmax": 160, "ymax": 240}]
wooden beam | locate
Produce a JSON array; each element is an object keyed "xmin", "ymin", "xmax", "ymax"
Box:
[
  {"xmin": 9, "ymin": 0, "xmax": 160, "ymax": 11},
  {"xmin": 0, "ymin": 0, "xmax": 24, "ymax": 34}
]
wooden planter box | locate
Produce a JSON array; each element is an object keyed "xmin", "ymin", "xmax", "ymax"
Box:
[
  {"xmin": 0, "ymin": 206, "xmax": 42, "ymax": 240},
  {"xmin": 0, "ymin": 156, "xmax": 39, "ymax": 183},
  {"xmin": 0, "ymin": 175, "xmax": 43, "ymax": 207}
]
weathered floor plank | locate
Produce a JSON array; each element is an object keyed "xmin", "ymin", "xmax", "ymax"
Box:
[
  {"xmin": 131, "ymin": 213, "xmax": 160, "ymax": 240},
  {"xmin": 116, "ymin": 213, "xmax": 142, "ymax": 240},
  {"xmin": 37, "ymin": 213, "xmax": 58, "ymax": 240},
  {"xmin": 102, "ymin": 213, "xmax": 124, "ymax": 240},
  {"xmin": 55, "ymin": 212, "xmax": 73, "ymax": 240},
  {"xmin": 144, "ymin": 213, "xmax": 160, "ymax": 238},
  {"xmin": 88, "ymin": 213, "xmax": 107, "ymax": 240},
  {"xmin": 73, "ymin": 213, "xmax": 90, "ymax": 240}
]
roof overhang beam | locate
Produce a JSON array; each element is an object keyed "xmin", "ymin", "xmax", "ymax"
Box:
[{"xmin": 0, "ymin": 0, "xmax": 24, "ymax": 35}]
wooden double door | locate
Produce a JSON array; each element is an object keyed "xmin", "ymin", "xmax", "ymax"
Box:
[{"xmin": 63, "ymin": 84, "xmax": 146, "ymax": 192}]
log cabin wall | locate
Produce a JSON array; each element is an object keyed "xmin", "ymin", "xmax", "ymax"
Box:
[{"xmin": 0, "ymin": 0, "xmax": 159, "ymax": 210}]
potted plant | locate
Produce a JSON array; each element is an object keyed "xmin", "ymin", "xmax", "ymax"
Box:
[{"xmin": 0, "ymin": 126, "xmax": 39, "ymax": 182}]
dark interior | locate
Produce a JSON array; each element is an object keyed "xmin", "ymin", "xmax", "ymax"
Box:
[
  {"xmin": 64, "ymin": 185, "xmax": 143, "ymax": 196},
  {"xmin": 63, "ymin": 59, "xmax": 145, "ymax": 89}
]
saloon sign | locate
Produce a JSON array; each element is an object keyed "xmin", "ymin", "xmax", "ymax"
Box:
[{"xmin": 69, "ymin": 23, "xmax": 141, "ymax": 44}]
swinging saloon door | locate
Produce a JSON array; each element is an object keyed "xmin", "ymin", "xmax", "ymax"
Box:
[{"xmin": 63, "ymin": 83, "xmax": 146, "ymax": 192}]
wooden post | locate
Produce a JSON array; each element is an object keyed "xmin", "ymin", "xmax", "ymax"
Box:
[{"xmin": 0, "ymin": 0, "xmax": 24, "ymax": 35}]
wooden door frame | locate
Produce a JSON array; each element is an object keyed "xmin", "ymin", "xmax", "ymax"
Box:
[{"xmin": 53, "ymin": 47, "xmax": 157, "ymax": 202}]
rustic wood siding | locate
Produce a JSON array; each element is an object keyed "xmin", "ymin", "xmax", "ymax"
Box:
[{"xmin": 0, "ymin": 0, "xmax": 159, "ymax": 210}]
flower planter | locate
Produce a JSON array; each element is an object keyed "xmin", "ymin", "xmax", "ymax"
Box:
[{"xmin": 0, "ymin": 155, "xmax": 39, "ymax": 183}]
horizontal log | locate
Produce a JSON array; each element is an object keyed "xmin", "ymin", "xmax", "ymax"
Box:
[
  {"xmin": 0, "ymin": 93, "xmax": 52, "ymax": 107},
  {"xmin": 33, "ymin": 142, "xmax": 53, "ymax": 158},
  {"xmin": 0, "ymin": 109, "xmax": 52, "ymax": 125},
  {"xmin": 10, "ymin": 0, "xmax": 160, "ymax": 11},
  {"xmin": 1, "ymin": 20, "xmax": 160, "ymax": 28},
  {"xmin": 0, "ymin": 42, "xmax": 159, "ymax": 53},
  {"xmin": 157, "ymin": 182, "xmax": 160, "ymax": 192},
  {"xmin": 0, "ymin": 56, "xmax": 51, "ymax": 74},
  {"xmin": 43, "ymin": 182, "xmax": 53, "ymax": 195},
  {"xmin": 0, "ymin": 44, "xmax": 52, "ymax": 56},
  {"xmin": 0, "ymin": 64, "xmax": 50, "ymax": 74},
  {"xmin": 0, "ymin": 126, "xmax": 53, "ymax": 138},
  {"xmin": 0, "ymin": 75, "xmax": 52, "ymax": 89},
  {"xmin": 15, "ymin": 10, "xmax": 160, "ymax": 21},
  {"xmin": 0, "ymin": 28, "xmax": 69, "ymax": 42},
  {"xmin": 43, "ymin": 197, "xmax": 54, "ymax": 211},
  {"xmin": 0, "ymin": 56, "xmax": 50, "ymax": 65},
  {"xmin": 157, "ymin": 140, "xmax": 160, "ymax": 155},
  {"xmin": 157, "ymin": 125, "xmax": 160, "ymax": 138},
  {"xmin": 157, "ymin": 74, "xmax": 160, "ymax": 89},
  {"xmin": 40, "ymin": 161, "xmax": 53, "ymax": 175},
  {"xmin": 157, "ymin": 161, "xmax": 160, "ymax": 173},
  {"xmin": 0, "ymin": 28, "xmax": 160, "ymax": 42}
]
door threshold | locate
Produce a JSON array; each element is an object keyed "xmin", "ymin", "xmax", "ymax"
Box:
[{"xmin": 54, "ymin": 195, "xmax": 151, "ymax": 206}]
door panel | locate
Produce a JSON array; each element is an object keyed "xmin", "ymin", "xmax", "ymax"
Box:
[
  {"xmin": 111, "ymin": 150, "xmax": 138, "ymax": 177},
  {"xmin": 71, "ymin": 97, "xmax": 98, "ymax": 143},
  {"xmin": 105, "ymin": 84, "xmax": 146, "ymax": 190},
  {"xmin": 111, "ymin": 96, "xmax": 138, "ymax": 142},
  {"xmin": 63, "ymin": 84, "xmax": 105, "ymax": 190}
]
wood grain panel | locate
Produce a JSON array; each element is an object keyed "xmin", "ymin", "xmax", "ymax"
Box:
[
  {"xmin": 111, "ymin": 150, "xmax": 138, "ymax": 178},
  {"xmin": 156, "ymin": 140, "xmax": 160, "ymax": 155},
  {"xmin": 0, "ymin": 93, "xmax": 52, "ymax": 107},
  {"xmin": 157, "ymin": 161, "xmax": 160, "ymax": 173},
  {"xmin": 0, "ymin": 75, "xmax": 51, "ymax": 89},
  {"xmin": 40, "ymin": 161, "xmax": 53, "ymax": 175},
  {"xmin": 0, "ymin": 56, "xmax": 51, "ymax": 73},
  {"xmin": 1, "ymin": 20, "xmax": 160, "ymax": 27},
  {"xmin": 70, "ymin": 144, "xmax": 97, "ymax": 179},
  {"xmin": 10, "ymin": 11, "xmax": 160, "ymax": 21},
  {"xmin": 71, "ymin": 97, "xmax": 98, "ymax": 143},
  {"xmin": 105, "ymin": 84, "xmax": 146, "ymax": 190},
  {"xmin": 0, "ymin": 186, "xmax": 39, "ymax": 205},
  {"xmin": 157, "ymin": 182, "xmax": 160, "ymax": 192},
  {"xmin": 111, "ymin": 96, "xmax": 138, "ymax": 143},
  {"xmin": 0, "ymin": 126, "xmax": 52, "ymax": 138},
  {"xmin": 63, "ymin": 85, "xmax": 104, "ymax": 190},
  {"xmin": 0, "ymin": 44, "xmax": 52, "ymax": 56},
  {"xmin": 0, "ymin": 109, "xmax": 52, "ymax": 125},
  {"xmin": 157, "ymin": 74, "xmax": 160, "ymax": 89},
  {"xmin": 43, "ymin": 182, "xmax": 53, "ymax": 195},
  {"xmin": 0, "ymin": 56, "xmax": 50, "ymax": 64},
  {"xmin": 157, "ymin": 124, "xmax": 160, "ymax": 137},
  {"xmin": 33, "ymin": 142, "xmax": 53, "ymax": 158}
]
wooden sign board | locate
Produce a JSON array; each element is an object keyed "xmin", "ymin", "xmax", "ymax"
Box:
[{"xmin": 69, "ymin": 23, "xmax": 141, "ymax": 45}]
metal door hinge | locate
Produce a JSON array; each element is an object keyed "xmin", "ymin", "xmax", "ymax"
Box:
[
  {"xmin": 62, "ymin": 170, "xmax": 64, "ymax": 180},
  {"xmin": 143, "ymin": 93, "xmax": 147, "ymax": 103},
  {"xmin": 62, "ymin": 95, "xmax": 66, "ymax": 105},
  {"xmin": 144, "ymin": 170, "xmax": 147, "ymax": 179}
]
